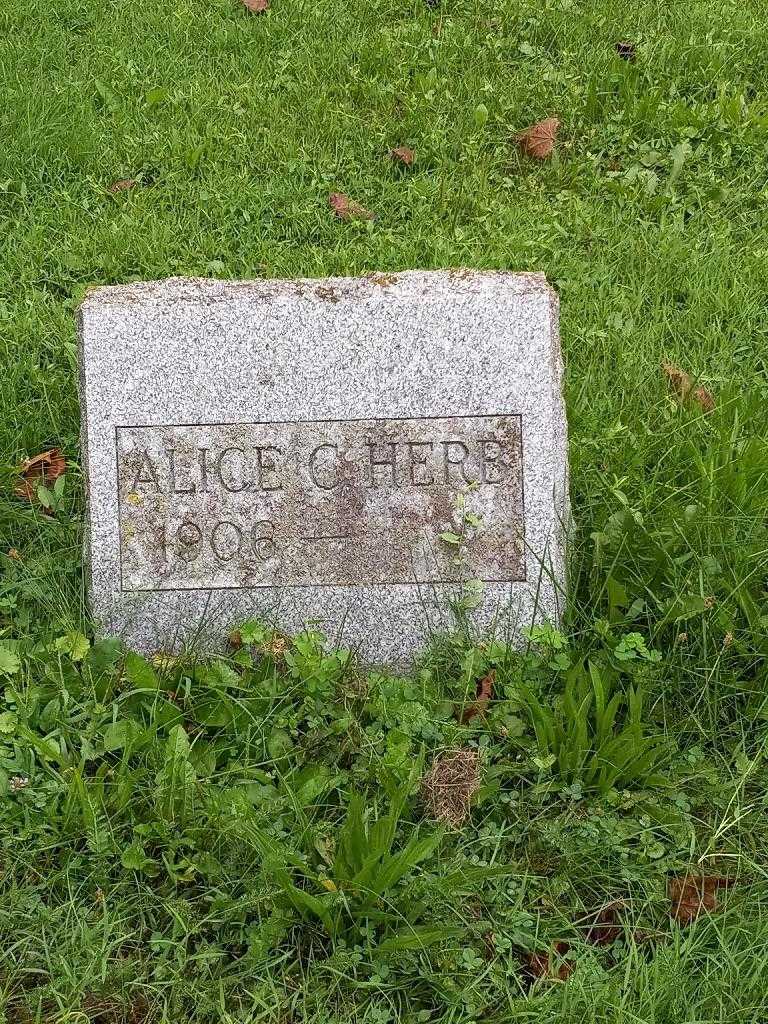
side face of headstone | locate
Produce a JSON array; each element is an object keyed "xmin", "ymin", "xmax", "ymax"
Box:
[{"xmin": 79, "ymin": 271, "xmax": 568, "ymax": 661}]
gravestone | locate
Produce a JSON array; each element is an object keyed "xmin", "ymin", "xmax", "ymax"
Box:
[{"xmin": 78, "ymin": 270, "xmax": 568, "ymax": 661}]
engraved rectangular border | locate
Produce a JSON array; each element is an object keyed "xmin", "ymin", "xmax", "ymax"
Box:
[{"xmin": 115, "ymin": 412, "xmax": 526, "ymax": 592}]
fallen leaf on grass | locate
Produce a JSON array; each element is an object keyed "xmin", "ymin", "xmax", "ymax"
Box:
[
  {"xmin": 329, "ymin": 192, "xmax": 375, "ymax": 221},
  {"xmin": 7, "ymin": 549, "xmax": 21, "ymax": 561},
  {"xmin": 457, "ymin": 669, "xmax": 495, "ymax": 723},
  {"xmin": 662, "ymin": 362, "xmax": 715, "ymax": 413},
  {"xmin": 421, "ymin": 748, "xmax": 481, "ymax": 827},
  {"xmin": 583, "ymin": 901, "xmax": 654, "ymax": 946},
  {"xmin": 389, "ymin": 145, "xmax": 415, "ymax": 167},
  {"xmin": 584, "ymin": 901, "xmax": 624, "ymax": 945},
  {"xmin": 691, "ymin": 386, "xmax": 715, "ymax": 413},
  {"xmin": 108, "ymin": 178, "xmax": 136, "ymax": 193},
  {"xmin": 242, "ymin": 0, "xmax": 269, "ymax": 11},
  {"xmin": 615, "ymin": 41, "xmax": 636, "ymax": 62},
  {"xmin": 14, "ymin": 449, "xmax": 66, "ymax": 507},
  {"xmin": 523, "ymin": 941, "xmax": 573, "ymax": 981},
  {"xmin": 668, "ymin": 874, "xmax": 735, "ymax": 925},
  {"xmin": 516, "ymin": 117, "xmax": 560, "ymax": 159}
]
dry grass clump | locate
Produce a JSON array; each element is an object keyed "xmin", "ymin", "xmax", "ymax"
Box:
[{"xmin": 421, "ymin": 748, "xmax": 481, "ymax": 827}]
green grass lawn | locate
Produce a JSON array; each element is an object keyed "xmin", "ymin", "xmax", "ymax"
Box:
[{"xmin": 2, "ymin": 0, "xmax": 768, "ymax": 1021}]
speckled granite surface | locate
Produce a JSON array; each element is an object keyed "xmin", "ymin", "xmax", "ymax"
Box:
[{"xmin": 78, "ymin": 270, "xmax": 568, "ymax": 662}]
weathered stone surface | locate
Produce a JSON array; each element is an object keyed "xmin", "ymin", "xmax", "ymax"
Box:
[
  {"xmin": 117, "ymin": 415, "xmax": 525, "ymax": 590},
  {"xmin": 79, "ymin": 270, "xmax": 568, "ymax": 661}
]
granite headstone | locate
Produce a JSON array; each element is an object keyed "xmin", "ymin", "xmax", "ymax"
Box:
[{"xmin": 78, "ymin": 270, "xmax": 568, "ymax": 660}]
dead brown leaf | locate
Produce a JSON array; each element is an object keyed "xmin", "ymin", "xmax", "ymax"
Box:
[
  {"xmin": 691, "ymin": 385, "xmax": 715, "ymax": 413},
  {"xmin": 584, "ymin": 901, "xmax": 625, "ymax": 945},
  {"xmin": 668, "ymin": 874, "xmax": 735, "ymax": 925},
  {"xmin": 458, "ymin": 669, "xmax": 495, "ymax": 724},
  {"xmin": 14, "ymin": 449, "xmax": 66, "ymax": 506},
  {"xmin": 242, "ymin": 0, "xmax": 269, "ymax": 11},
  {"xmin": 523, "ymin": 941, "xmax": 573, "ymax": 982},
  {"xmin": 583, "ymin": 902, "xmax": 656, "ymax": 946},
  {"xmin": 328, "ymin": 192, "xmax": 375, "ymax": 221},
  {"xmin": 615, "ymin": 41, "xmax": 636, "ymax": 62},
  {"xmin": 108, "ymin": 178, "xmax": 136, "ymax": 193},
  {"xmin": 421, "ymin": 748, "xmax": 481, "ymax": 827},
  {"xmin": 662, "ymin": 361, "xmax": 692, "ymax": 399},
  {"xmin": 662, "ymin": 362, "xmax": 715, "ymax": 414},
  {"xmin": 389, "ymin": 145, "xmax": 415, "ymax": 167},
  {"xmin": 7, "ymin": 548, "xmax": 21, "ymax": 561},
  {"xmin": 516, "ymin": 117, "xmax": 560, "ymax": 159}
]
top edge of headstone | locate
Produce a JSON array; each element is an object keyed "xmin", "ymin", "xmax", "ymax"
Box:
[{"xmin": 78, "ymin": 269, "xmax": 556, "ymax": 311}]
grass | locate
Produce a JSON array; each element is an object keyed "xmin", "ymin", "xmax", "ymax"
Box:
[{"xmin": 1, "ymin": 0, "xmax": 768, "ymax": 1021}]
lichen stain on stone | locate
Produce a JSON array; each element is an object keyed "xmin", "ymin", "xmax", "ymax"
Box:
[
  {"xmin": 367, "ymin": 273, "xmax": 400, "ymax": 288},
  {"xmin": 314, "ymin": 286, "xmax": 341, "ymax": 303}
]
